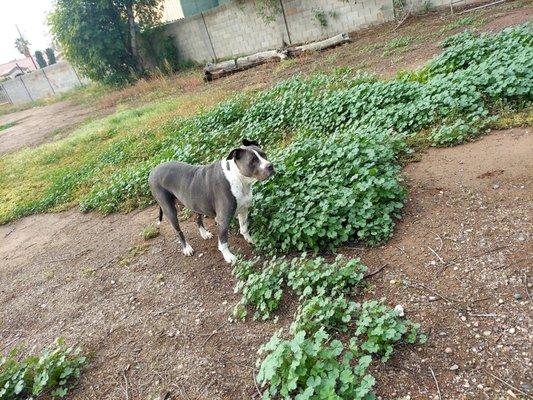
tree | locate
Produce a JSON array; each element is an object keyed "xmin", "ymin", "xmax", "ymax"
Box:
[
  {"xmin": 48, "ymin": 0, "xmax": 162, "ymax": 85},
  {"xmin": 45, "ymin": 48, "xmax": 57, "ymax": 65},
  {"xmin": 15, "ymin": 37, "xmax": 31, "ymax": 57},
  {"xmin": 35, "ymin": 51, "xmax": 47, "ymax": 68}
]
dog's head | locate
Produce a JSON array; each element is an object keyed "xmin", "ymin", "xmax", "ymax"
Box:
[{"xmin": 227, "ymin": 139, "xmax": 274, "ymax": 181}]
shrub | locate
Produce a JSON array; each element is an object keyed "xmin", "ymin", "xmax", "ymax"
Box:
[
  {"xmin": 0, "ymin": 338, "xmax": 86, "ymax": 399},
  {"xmin": 45, "ymin": 48, "xmax": 57, "ymax": 65},
  {"xmin": 35, "ymin": 51, "xmax": 47, "ymax": 69}
]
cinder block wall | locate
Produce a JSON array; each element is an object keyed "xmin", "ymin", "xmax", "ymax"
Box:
[
  {"xmin": 0, "ymin": 61, "xmax": 85, "ymax": 104},
  {"xmin": 159, "ymin": 0, "xmax": 481, "ymax": 64}
]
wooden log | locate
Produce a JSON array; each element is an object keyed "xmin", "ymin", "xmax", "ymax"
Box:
[
  {"xmin": 204, "ymin": 50, "xmax": 287, "ymax": 81},
  {"xmin": 287, "ymin": 33, "xmax": 351, "ymax": 57},
  {"xmin": 203, "ymin": 33, "xmax": 350, "ymax": 81}
]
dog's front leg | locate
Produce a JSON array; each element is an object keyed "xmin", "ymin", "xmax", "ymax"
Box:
[
  {"xmin": 238, "ymin": 209, "xmax": 254, "ymax": 244},
  {"xmin": 217, "ymin": 214, "xmax": 237, "ymax": 264}
]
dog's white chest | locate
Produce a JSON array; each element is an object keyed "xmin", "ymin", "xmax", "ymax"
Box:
[{"xmin": 222, "ymin": 160, "xmax": 253, "ymax": 211}]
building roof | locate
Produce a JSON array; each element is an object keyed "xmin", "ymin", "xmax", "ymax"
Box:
[{"xmin": 0, "ymin": 57, "xmax": 36, "ymax": 77}]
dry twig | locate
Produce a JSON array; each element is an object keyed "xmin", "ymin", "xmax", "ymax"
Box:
[
  {"xmin": 202, "ymin": 322, "xmax": 229, "ymax": 347},
  {"xmin": 486, "ymin": 371, "xmax": 531, "ymax": 398},
  {"xmin": 253, "ymin": 369, "xmax": 263, "ymax": 399},
  {"xmin": 429, "ymin": 366, "xmax": 442, "ymax": 400},
  {"xmin": 122, "ymin": 369, "xmax": 130, "ymax": 400},
  {"xmin": 428, "ymin": 246, "xmax": 445, "ymax": 264},
  {"xmin": 524, "ymin": 273, "xmax": 532, "ymax": 301},
  {"xmin": 364, "ymin": 263, "xmax": 388, "ymax": 279}
]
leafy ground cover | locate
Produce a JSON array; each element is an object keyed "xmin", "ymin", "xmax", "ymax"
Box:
[
  {"xmin": 1, "ymin": 25, "xmax": 531, "ymax": 254},
  {"xmin": 232, "ymin": 255, "xmax": 425, "ymax": 398},
  {"xmin": 0, "ymin": 339, "xmax": 85, "ymax": 399}
]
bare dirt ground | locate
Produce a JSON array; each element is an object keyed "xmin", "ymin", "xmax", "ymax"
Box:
[
  {"xmin": 0, "ymin": 101, "xmax": 110, "ymax": 155},
  {"xmin": 1, "ymin": 128, "xmax": 531, "ymax": 399},
  {"xmin": 1, "ymin": 3, "xmax": 532, "ymax": 399}
]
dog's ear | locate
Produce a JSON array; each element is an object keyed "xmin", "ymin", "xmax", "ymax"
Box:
[
  {"xmin": 242, "ymin": 139, "xmax": 259, "ymax": 147},
  {"xmin": 227, "ymin": 148, "xmax": 245, "ymax": 160}
]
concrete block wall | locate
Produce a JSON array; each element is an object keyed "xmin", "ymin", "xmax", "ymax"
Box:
[
  {"xmin": 160, "ymin": 0, "xmax": 486, "ymax": 64},
  {"xmin": 0, "ymin": 61, "xmax": 85, "ymax": 104},
  {"xmin": 283, "ymin": 0, "xmax": 394, "ymax": 44},
  {"xmin": 203, "ymin": 0, "xmax": 286, "ymax": 58}
]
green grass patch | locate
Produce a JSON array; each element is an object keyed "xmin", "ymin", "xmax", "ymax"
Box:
[
  {"xmin": 385, "ymin": 36, "xmax": 413, "ymax": 49},
  {"xmin": 140, "ymin": 224, "xmax": 160, "ymax": 240},
  {"xmin": 0, "ymin": 121, "xmax": 17, "ymax": 131}
]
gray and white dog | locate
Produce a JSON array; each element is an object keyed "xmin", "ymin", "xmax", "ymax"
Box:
[{"xmin": 148, "ymin": 139, "xmax": 274, "ymax": 264}]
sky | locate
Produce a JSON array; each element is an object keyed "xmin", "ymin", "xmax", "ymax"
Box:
[{"xmin": 0, "ymin": 0, "xmax": 55, "ymax": 64}]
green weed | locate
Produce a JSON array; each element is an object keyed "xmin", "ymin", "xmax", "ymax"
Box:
[
  {"xmin": 0, "ymin": 338, "xmax": 86, "ymax": 399},
  {"xmin": 0, "ymin": 121, "xmax": 16, "ymax": 131},
  {"xmin": 140, "ymin": 225, "xmax": 160, "ymax": 240}
]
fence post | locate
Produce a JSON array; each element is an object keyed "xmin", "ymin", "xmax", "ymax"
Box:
[
  {"xmin": 41, "ymin": 68, "xmax": 56, "ymax": 95},
  {"xmin": 279, "ymin": 0, "xmax": 292, "ymax": 45},
  {"xmin": 201, "ymin": 12, "xmax": 218, "ymax": 63},
  {"xmin": 19, "ymin": 76, "xmax": 33, "ymax": 102}
]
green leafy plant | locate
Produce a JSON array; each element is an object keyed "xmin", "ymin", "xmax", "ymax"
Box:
[
  {"xmin": 354, "ymin": 300, "xmax": 426, "ymax": 362},
  {"xmin": 232, "ymin": 257, "xmax": 289, "ymax": 321},
  {"xmin": 313, "ymin": 8, "xmax": 328, "ymax": 27},
  {"xmin": 0, "ymin": 338, "xmax": 86, "ymax": 399},
  {"xmin": 257, "ymin": 329, "xmax": 376, "ymax": 400},
  {"xmin": 290, "ymin": 295, "xmax": 361, "ymax": 334}
]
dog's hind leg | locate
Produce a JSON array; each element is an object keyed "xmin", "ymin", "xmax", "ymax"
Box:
[
  {"xmin": 154, "ymin": 189, "xmax": 193, "ymax": 256},
  {"xmin": 195, "ymin": 214, "xmax": 213, "ymax": 240}
]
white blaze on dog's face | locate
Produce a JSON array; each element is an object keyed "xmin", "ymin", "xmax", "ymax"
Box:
[{"xmin": 227, "ymin": 139, "xmax": 274, "ymax": 181}]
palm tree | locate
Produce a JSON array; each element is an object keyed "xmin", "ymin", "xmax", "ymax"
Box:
[{"xmin": 14, "ymin": 37, "xmax": 31, "ymax": 57}]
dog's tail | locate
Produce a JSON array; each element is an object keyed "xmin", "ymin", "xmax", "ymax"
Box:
[{"xmin": 157, "ymin": 206, "xmax": 163, "ymax": 225}]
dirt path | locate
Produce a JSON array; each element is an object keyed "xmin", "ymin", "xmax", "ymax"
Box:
[
  {"xmin": 1, "ymin": 128, "xmax": 531, "ymax": 399},
  {"xmin": 0, "ymin": 100, "xmax": 110, "ymax": 155}
]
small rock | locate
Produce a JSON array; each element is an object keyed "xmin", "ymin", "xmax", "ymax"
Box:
[
  {"xmin": 498, "ymin": 298, "xmax": 504, "ymax": 304},
  {"xmin": 461, "ymin": 316, "xmax": 467, "ymax": 322},
  {"xmin": 394, "ymin": 304, "xmax": 404, "ymax": 317},
  {"xmin": 428, "ymin": 296, "xmax": 437, "ymax": 301},
  {"xmin": 111, "ymin": 280, "xmax": 116, "ymax": 285},
  {"xmin": 390, "ymin": 279, "xmax": 397, "ymax": 285},
  {"xmin": 507, "ymin": 389, "xmax": 518, "ymax": 398},
  {"xmin": 483, "ymin": 330, "xmax": 491, "ymax": 336},
  {"xmin": 514, "ymin": 293, "xmax": 523, "ymax": 300},
  {"xmin": 450, "ymin": 364, "xmax": 459, "ymax": 371},
  {"xmin": 508, "ymin": 327, "xmax": 516, "ymax": 334},
  {"xmin": 492, "ymin": 184, "xmax": 500, "ymax": 189},
  {"xmin": 477, "ymin": 384, "xmax": 484, "ymax": 390},
  {"xmin": 445, "ymin": 347, "xmax": 453, "ymax": 354},
  {"xmin": 475, "ymin": 334, "xmax": 481, "ymax": 339}
]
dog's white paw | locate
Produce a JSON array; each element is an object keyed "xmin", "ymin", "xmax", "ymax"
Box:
[
  {"xmin": 182, "ymin": 243, "xmax": 194, "ymax": 256},
  {"xmin": 242, "ymin": 232, "xmax": 254, "ymax": 244},
  {"xmin": 199, "ymin": 227, "xmax": 213, "ymax": 240},
  {"xmin": 223, "ymin": 252, "xmax": 237, "ymax": 265}
]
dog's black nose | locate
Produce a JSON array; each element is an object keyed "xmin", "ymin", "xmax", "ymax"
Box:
[{"xmin": 267, "ymin": 164, "xmax": 274, "ymax": 173}]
